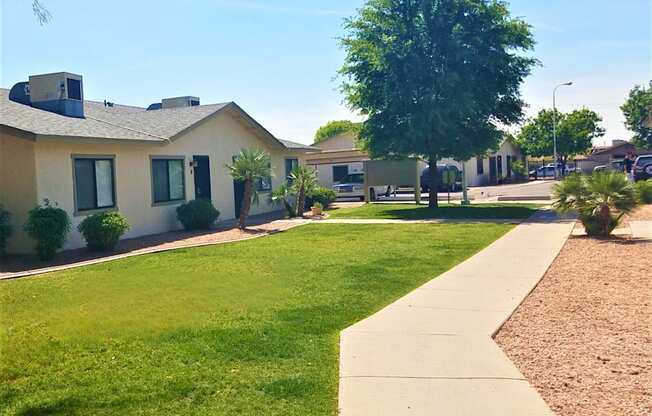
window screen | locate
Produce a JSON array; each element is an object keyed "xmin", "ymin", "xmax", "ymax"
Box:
[
  {"xmin": 74, "ymin": 158, "xmax": 115, "ymax": 211},
  {"xmin": 285, "ymin": 158, "xmax": 298, "ymax": 178},
  {"xmin": 476, "ymin": 157, "xmax": 484, "ymax": 175},
  {"xmin": 67, "ymin": 78, "xmax": 82, "ymax": 100},
  {"xmin": 152, "ymin": 159, "xmax": 185, "ymax": 203},
  {"xmin": 333, "ymin": 165, "xmax": 348, "ymax": 183}
]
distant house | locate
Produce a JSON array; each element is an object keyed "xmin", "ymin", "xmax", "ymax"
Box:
[
  {"xmin": 0, "ymin": 72, "xmax": 312, "ymax": 254},
  {"xmin": 306, "ymin": 132, "xmax": 367, "ymax": 188},
  {"xmin": 574, "ymin": 140, "xmax": 650, "ymax": 174},
  {"xmin": 306, "ymin": 131, "xmax": 526, "ymax": 188},
  {"xmin": 439, "ymin": 139, "xmax": 526, "ymax": 186}
]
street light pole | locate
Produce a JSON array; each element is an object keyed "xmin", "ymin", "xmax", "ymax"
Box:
[{"xmin": 552, "ymin": 82, "xmax": 573, "ymax": 179}]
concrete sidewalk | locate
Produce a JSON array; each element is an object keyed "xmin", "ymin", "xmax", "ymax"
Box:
[{"xmin": 338, "ymin": 210, "xmax": 575, "ymax": 415}]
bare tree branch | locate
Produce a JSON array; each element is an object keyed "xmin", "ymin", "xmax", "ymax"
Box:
[{"xmin": 32, "ymin": 0, "xmax": 52, "ymax": 25}]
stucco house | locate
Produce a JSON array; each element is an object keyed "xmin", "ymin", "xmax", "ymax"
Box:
[
  {"xmin": 305, "ymin": 132, "xmax": 366, "ymax": 188},
  {"xmin": 307, "ymin": 131, "xmax": 526, "ymax": 188},
  {"xmin": 0, "ymin": 72, "xmax": 312, "ymax": 254},
  {"xmin": 573, "ymin": 139, "xmax": 651, "ymax": 174}
]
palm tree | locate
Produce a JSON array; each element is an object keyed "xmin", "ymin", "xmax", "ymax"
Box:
[
  {"xmin": 289, "ymin": 166, "xmax": 318, "ymax": 217},
  {"xmin": 270, "ymin": 183, "xmax": 296, "ymax": 217},
  {"xmin": 226, "ymin": 148, "xmax": 272, "ymax": 229},
  {"xmin": 552, "ymin": 171, "xmax": 638, "ymax": 236}
]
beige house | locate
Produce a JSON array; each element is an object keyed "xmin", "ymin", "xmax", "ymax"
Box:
[
  {"xmin": 307, "ymin": 131, "xmax": 526, "ymax": 188},
  {"xmin": 0, "ymin": 72, "xmax": 312, "ymax": 254},
  {"xmin": 439, "ymin": 139, "xmax": 526, "ymax": 186},
  {"xmin": 306, "ymin": 132, "xmax": 367, "ymax": 188}
]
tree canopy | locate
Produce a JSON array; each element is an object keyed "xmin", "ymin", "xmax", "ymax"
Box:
[
  {"xmin": 339, "ymin": 0, "xmax": 536, "ymax": 206},
  {"xmin": 314, "ymin": 120, "xmax": 362, "ymax": 143},
  {"xmin": 621, "ymin": 81, "xmax": 652, "ymax": 149},
  {"xmin": 516, "ymin": 108, "xmax": 605, "ymax": 163}
]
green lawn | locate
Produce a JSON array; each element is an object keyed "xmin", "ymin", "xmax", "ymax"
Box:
[
  {"xmin": 1, "ymin": 223, "xmax": 512, "ymax": 416},
  {"xmin": 326, "ymin": 203, "xmax": 541, "ymax": 220}
]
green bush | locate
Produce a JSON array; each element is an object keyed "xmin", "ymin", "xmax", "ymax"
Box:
[
  {"xmin": 0, "ymin": 205, "xmax": 11, "ymax": 256},
  {"xmin": 77, "ymin": 211, "xmax": 130, "ymax": 251},
  {"xmin": 306, "ymin": 187, "xmax": 337, "ymax": 210},
  {"xmin": 23, "ymin": 200, "xmax": 71, "ymax": 260},
  {"xmin": 634, "ymin": 179, "xmax": 652, "ymax": 204},
  {"xmin": 552, "ymin": 171, "xmax": 637, "ymax": 237},
  {"xmin": 511, "ymin": 160, "xmax": 527, "ymax": 181},
  {"xmin": 176, "ymin": 199, "xmax": 220, "ymax": 230}
]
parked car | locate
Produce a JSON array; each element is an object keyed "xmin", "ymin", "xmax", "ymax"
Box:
[
  {"xmin": 593, "ymin": 159, "xmax": 625, "ymax": 173},
  {"xmin": 529, "ymin": 163, "xmax": 576, "ymax": 178},
  {"xmin": 529, "ymin": 165, "xmax": 556, "ymax": 178},
  {"xmin": 332, "ymin": 173, "xmax": 393, "ymax": 201},
  {"xmin": 420, "ymin": 165, "xmax": 462, "ymax": 192},
  {"xmin": 633, "ymin": 154, "xmax": 652, "ymax": 181}
]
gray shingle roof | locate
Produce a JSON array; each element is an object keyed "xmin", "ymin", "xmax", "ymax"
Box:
[
  {"xmin": 278, "ymin": 139, "xmax": 319, "ymax": 151},
  {"xmin": 0, "ymin": 89, "xmax": 287, "ymax": 150},
  {"xmin": 0, "ymin": 89, "xmax": 163, "ymax": 142}
]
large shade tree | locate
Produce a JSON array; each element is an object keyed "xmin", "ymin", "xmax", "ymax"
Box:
[
  {"xmin": 340, "ymin": 0, "xmax": 536, "ymax": 207},
  {"xmin": 621, "ymin": 81, "xmax": 652, "ymax": 149},
  {"xmin": 226, "ymin": 148, "xmax": 272, "ymax": 229},
  {"xmin": 314, "ymin": 120, "xmax": 362, "ymax": 143},
  {"xmin": 516, "ymin": 108, "xmax": 605, "ymax": 170}
]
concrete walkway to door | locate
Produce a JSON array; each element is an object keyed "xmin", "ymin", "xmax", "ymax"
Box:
[{"xmin": 338, "ymin": 210, "xmax": 575, "ymax": 415}]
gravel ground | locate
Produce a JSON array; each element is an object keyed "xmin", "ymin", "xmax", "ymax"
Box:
[{"xmin": 495, "ymin": 206, "xmax": 652, "ymax": 415}]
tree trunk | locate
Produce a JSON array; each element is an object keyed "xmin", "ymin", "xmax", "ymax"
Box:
[
  {"xmin": 239, "ymin": 179, "xmax": 253, "ymax": 229},
  {"xmin": 428, "ymin": 155, "xmax": 438, "ymax": 208},
  {"xmin": 297, "ymin": 184, "xmax": 306, "ymax": 218}
]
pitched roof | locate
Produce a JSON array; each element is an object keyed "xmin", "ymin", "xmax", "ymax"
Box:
[
  {"xmin": 0, "ymin": 88, "xmax": 286, "ymax": 149},
  {"xmin": 0, "ymin": 89, "xmax": 163, "ymax": 142},
  {"xmin": 278, "ymin": 139, "xmax": 319, "ymax": 151}
]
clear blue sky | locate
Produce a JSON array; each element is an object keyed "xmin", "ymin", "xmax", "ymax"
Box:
[{"xmin": 1, "ymin": 0, "xmax": 650, "ymax": 145}]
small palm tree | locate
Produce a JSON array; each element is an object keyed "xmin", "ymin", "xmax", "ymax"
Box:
[
  {"xmin": 270, "ymin": 183, "xmax": 296, "ymax": 217},
  {"xmin": 289, "ymin": 166, "xmax": 318, "ymax": 217},
  {"xmin": 226, "ymin": 148, "xmax": 272, "ymax": 229},
  {"xmin": 552, "ymin": 171, "xmax": 638, "ymax": 236}
]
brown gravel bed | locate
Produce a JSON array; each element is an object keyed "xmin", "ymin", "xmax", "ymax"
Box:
[
  {"xmin": 495, "ymin": 231, "xmax": 652, "ymax": 415},
  {"xmin": 0, "ymin": 219, "xmax": 305, "ymax": 278}
]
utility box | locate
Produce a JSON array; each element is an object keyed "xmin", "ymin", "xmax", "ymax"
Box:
[
  {"xmin": 28, "ymin": 72, "xmax": 84, "ymax": 118},
  {"xmin": 161, "ymin": 96, "xmax": 200, "ymax": 109}
]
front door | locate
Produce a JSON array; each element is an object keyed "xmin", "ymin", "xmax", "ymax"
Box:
[
  {"xmin": 489, "ymin": 157, "xmax": 497, "ymax": 185},
  {"xmin": 193, "ymin": 156, "xmax": 211, "ymax": 200},
  {"xmin": 233, "ymin": 180, "xmax": 245, "ymax": 217}
]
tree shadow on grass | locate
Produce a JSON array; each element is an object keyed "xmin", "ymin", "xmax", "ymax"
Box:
[{"xmin": 381, "ymin": 205, "xmax": 537, "ymax": 220}]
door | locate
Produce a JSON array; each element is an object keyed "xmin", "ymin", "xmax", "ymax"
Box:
[
  {"xmin": 193, "ymin": 156, "xmax": 212, "ymax": 200},
  {"xmin": 233, "ymin": 180, "xmax": 245, "ymax": 217},
  {"xmin": 489, "ymin": 157, "xmax": 497, "ymax": 184}
]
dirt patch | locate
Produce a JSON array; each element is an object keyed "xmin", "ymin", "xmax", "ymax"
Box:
[
  {"xmin": 1, "ymin": 219, "xmax": 304, "ymax": 278},
  {"xmin": 495, "ymin": 233, "xmax": 652, "ymax": 415}
]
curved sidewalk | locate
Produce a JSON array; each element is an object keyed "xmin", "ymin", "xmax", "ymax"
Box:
[{"xmin": 338, "ymin": 210, "xmax": 575, "ymax": 415}]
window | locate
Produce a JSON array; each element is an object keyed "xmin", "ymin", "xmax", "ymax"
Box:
[
  {"xmin": 285, "ymin": 158, "xmax": 298, "ymax": 179},
  {"xmin": 333, "ymin": 165, "xmax": 349, "ymax": 183},
  {"xmin": 152, "ymin": 158, "xmax": 185, "ymax": 203},
  {"xmin": 67, "ymin": 78, "xmax": 82, "ymax": 100},
  {"xmin": 257, "ymin": 161, "xmax": 272, "ymax": 191},
  {"xmin": 497, "ymin": 155, "xmax": 503, "ymax": 177},
  {"xmin": 506, "ymin": 155, "xmax": 512, "ymax": 177},
  {"xmin": 74, "ymin": 157, "xmax": 115, "ymax": 211},
  {"xmin": 476, "ymin": 157, "xmax": 484, "ymax": 175}
]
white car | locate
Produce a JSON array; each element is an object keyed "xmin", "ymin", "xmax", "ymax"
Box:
[{"xmin": 332, "ymin": 173, "xmax": 393, "ymax": 201}]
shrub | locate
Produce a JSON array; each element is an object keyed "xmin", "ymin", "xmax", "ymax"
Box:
[
  {"xmin": 634, "ymin": 179, "xmax": 652, "ymax": 204},
  {"xmin": 176, "ymin": 199, "xmax": 220, "ymax": 230},
  {"xmin": 23, "ymin": 200, "xmax": 71, "ymax": 260},
  {"xmin": 511, "ymin": 160, "xmax": 527, "ymax": 182},
  {"xmin": 306, "ymin": 187, "xmax": 337, "ymax": 210},
  {"xmin": 312, "ymin": 202, "xmax": 324, "ymax": 210},
  {"xmin": 77, "ymin": 211, "xmax": 130, "ymax": 251},
  {"xmin": 552, "ymin": 171, "xmax": 638, "ymax": 237},
  {"xmin": 0, "ymin": 205, "xmax": 11, "ymax": 256},
  {"xmin": 270, "ymin": 183, "xmax": 297, "ymax": 217}
]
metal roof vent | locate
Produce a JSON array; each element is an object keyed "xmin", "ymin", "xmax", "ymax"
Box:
[
  {"xmin": 161, "ymin": 96, "xmax": 200, "ymax": 109},
  {"xmin": 27, "ymin": 72, "xmax": 84, "ymax": 118}
]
